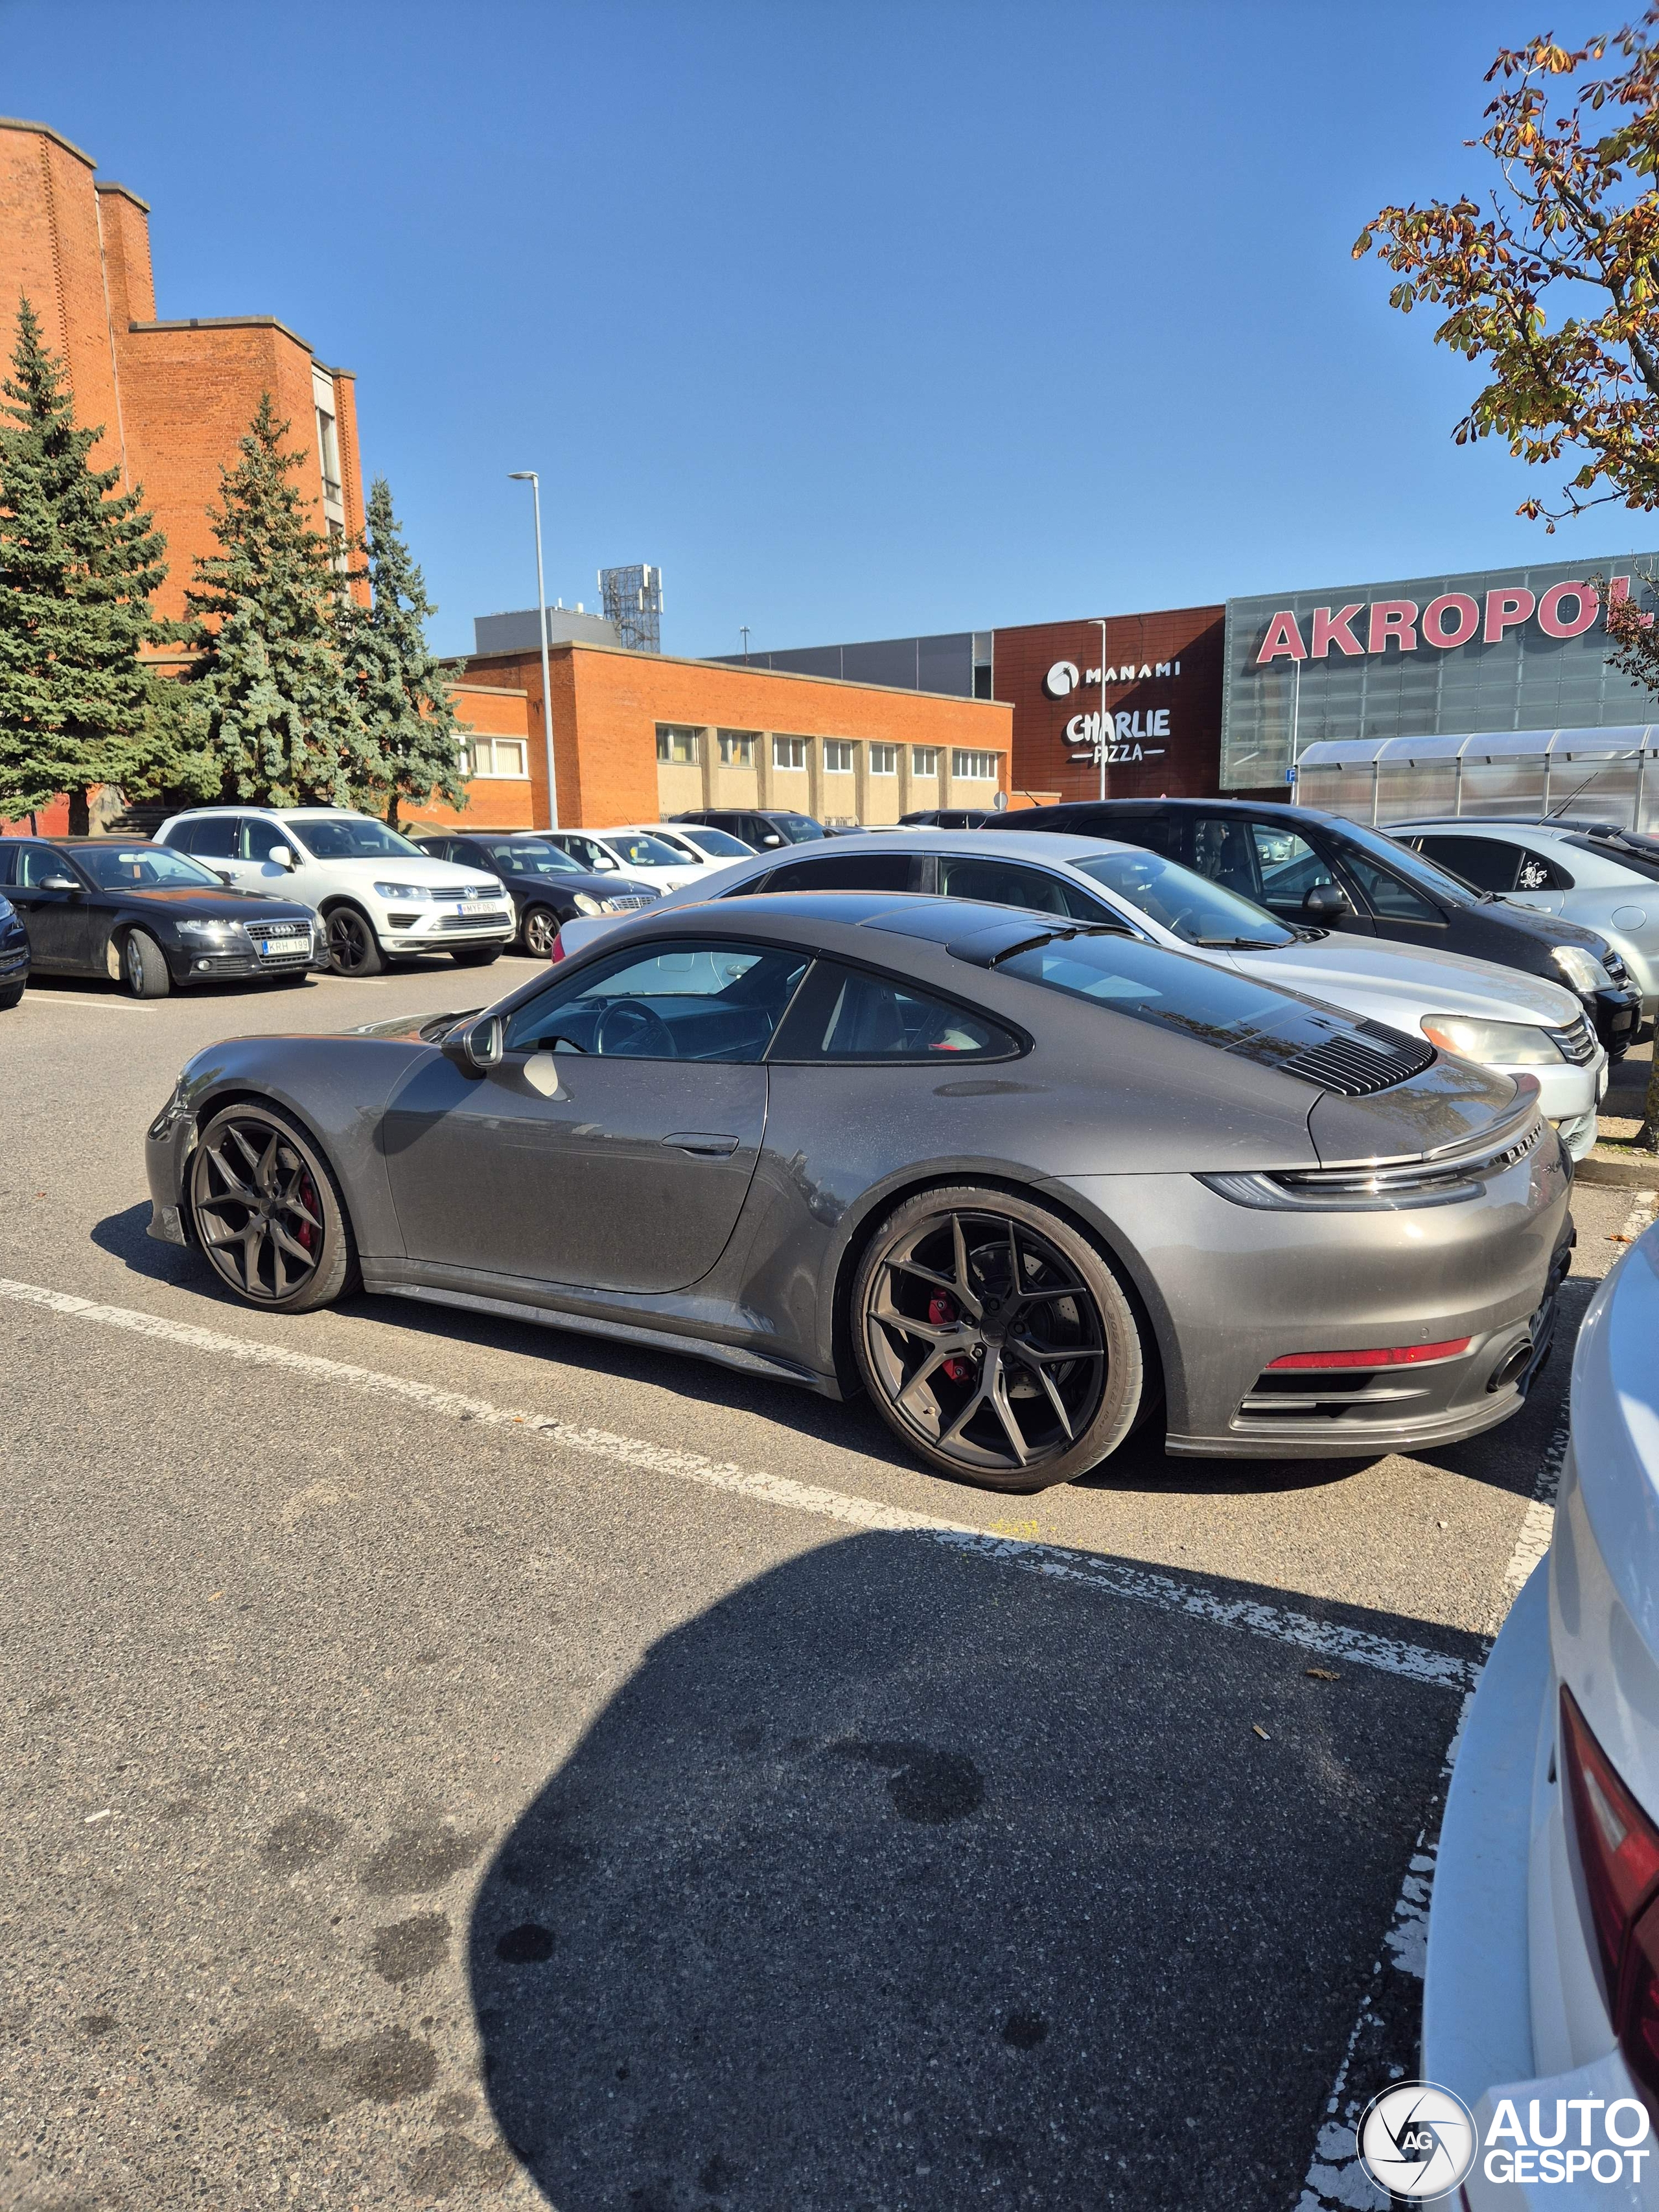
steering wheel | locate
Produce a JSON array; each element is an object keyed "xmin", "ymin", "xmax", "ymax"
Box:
[{"xmin": 594, "ymin": 1001, "xmax": 677, "ymax": 1057}]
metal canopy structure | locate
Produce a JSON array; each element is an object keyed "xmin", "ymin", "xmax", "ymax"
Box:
[{"xmin": 1292, "ymin": 725, "xmax": 1659, "ymax": 829}]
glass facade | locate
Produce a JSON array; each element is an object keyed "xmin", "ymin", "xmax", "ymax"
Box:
[{"xmin": 1220, "ymin": 553, "xmax": 1659, "ymax": 791}]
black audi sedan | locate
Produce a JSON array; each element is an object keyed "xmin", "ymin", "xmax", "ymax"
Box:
[
  {"xmin": 1010, "ymin": 797, "xmax": 1643, "ymax": 1056},
  {"xmin": 0, "ymin": 836, "xmax": 319, "ymax": 997},
  {"xmin": 412, "ymin": 832, "xmax": 657, "ymax": 958},
  {"xmin": 0, "ymin": 885, "xmax": 28, "ymax": 1008}
]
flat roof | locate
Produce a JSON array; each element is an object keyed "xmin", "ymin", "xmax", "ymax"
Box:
[
  {"xmin": 0, "ymin": 117, "xmax": 95, "ymax": 166},
  {"xmin": 459, "ymin": 636, "xmax": 1011, "ymax": 711},
  {"xmin": 128, "ymin": 314, "xmax": 315, "ymax": 351}
]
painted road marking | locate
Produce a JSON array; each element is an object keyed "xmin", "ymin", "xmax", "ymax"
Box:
[
  {"xmin": 16, "ymin": 991, "xmax": 154, "ymax": 1012},
  {"xmin": 0, "ymin": 1273, "xmax": 1480, "ymax": 1694}
]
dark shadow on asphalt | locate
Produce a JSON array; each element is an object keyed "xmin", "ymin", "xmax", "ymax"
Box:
[{"xmin": 467, "ymin": 1531, "xmax": 1466, "ymax": 2209}]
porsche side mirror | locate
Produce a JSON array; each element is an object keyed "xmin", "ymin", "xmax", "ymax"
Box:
[
  {"xmin": 1303, "ymin": 883, "xmax": 1352, "ymax": 920},
  {"xmin": 441, "ymin": 1013, "xmax": 505, "ymax": 1078}
]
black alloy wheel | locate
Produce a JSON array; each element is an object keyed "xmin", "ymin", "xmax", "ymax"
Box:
[
  {"xmin": 326, "ymin": 907, "xmax": 384, "ymax": 977},
  {"xmin": 188, "ymin": 1102, "xmax": 357, "ymax": 1312},
  {"xmin": 522, "ymin": 905, "xmax": 559, "ymax": 957},
  {"xmin": 853, "ymin": 1188, "xmax": 1145, "ymax": 1491}
]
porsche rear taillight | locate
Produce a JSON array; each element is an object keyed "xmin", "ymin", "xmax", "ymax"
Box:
[{"xmin": 1560, "ymin": 1686, "xmax": 1659, "ymax": 2111}]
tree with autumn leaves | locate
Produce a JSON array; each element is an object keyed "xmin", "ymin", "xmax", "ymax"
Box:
[{"xmin": 1356, "ymin": 11, "xmax": 1659, "ymax": 1148}]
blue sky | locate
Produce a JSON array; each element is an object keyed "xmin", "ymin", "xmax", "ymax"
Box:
[{"xmin": 6, "ymin": 1, "xmax": 1644, "ymax": 657}]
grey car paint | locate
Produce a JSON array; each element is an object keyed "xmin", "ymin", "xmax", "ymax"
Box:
[{"xmin": 146, "ymin": 893, "xmax": 1572, "ymax": 1463}]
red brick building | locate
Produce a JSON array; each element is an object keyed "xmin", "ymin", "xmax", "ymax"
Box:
[{"xmin": 0, "ymin": 116, "xmax": 364, "ymax": 625}]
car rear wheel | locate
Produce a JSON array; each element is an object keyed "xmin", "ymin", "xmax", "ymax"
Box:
[
  {"xmin": 522, "ymin": 905, "xmax": 559, "ymax": 957},
  {"xmin": 852, "ymin": 1187, "xmax": 1145, "ymax": 1491},
  {"xmin": 325, "ymin": 907, "xmax": 384, "ymax": 977},
  {"xmin": 0, "ymin": 981, "xmax": 23, "ymax": 1010},
  {"xmin": 450, "ymin": 946, "xmax": 502, "ymax": 968},
  {"xmin": 122, "ymin": 928, "xmax": 171, "ymax": 998},
  {"xmin": 188, "ymin": 1102, "xmax": 357, "ymax": 1312}
]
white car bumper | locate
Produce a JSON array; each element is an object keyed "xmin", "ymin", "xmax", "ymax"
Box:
[
  {"xmin": 1424, "ymin": 1561, "xmax": 1657, "ymax": 2207},
  {"xmin": 379, "ymin": 903, "xmax": 514, "ymax": 949},
  {"xmin": 1498, "ymin": 1052, "xmax": 1605, "ymax": 1163}
]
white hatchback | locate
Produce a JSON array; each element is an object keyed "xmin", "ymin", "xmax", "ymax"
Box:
[
  {"xmin": 1424, "ymin": 1218, "xmax": 1659, "ymax": 2206},
  {"xmin": 154, "ymin": 807, "xmax": 515, "ymax": 977},
  {"xmin": 542, "ymin": 827, "xmax": 725, "ymax": 895}
]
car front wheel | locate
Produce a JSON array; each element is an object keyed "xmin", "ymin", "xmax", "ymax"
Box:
[
  {"xmin": 188, "ymin": 1102, "xmax": 358, "ymax": 1312},
  {"xmin": 852, "ymin": 1187, "xmax": 1146, "ymax": 1492},
  {"xmin": 122, "ymin": 928, "xmax": 172, "ymax": 998},
  {"xmin": 522, "ymin": 905, "xmax": 559, "ymax": 957},
  {"xmin": 325, "ymin": 907, "xmax": 384, "ymax": 977}
]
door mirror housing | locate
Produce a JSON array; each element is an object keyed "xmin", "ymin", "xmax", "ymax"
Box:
[
  {"xmin": 762, "ymin": 835, "xmax": 784, "ymax": 847},
  {"xmin": 38, "ymin": 874, "xmax": 80, "ymax": 893},
  {"xmin": 268, "ymin": 844, "xmax": 295, "ymax": 871},
  {"xmin": 1302, "ymin": 883, "xmax": 1352, "ymax": 920},
  {"xmin": 441, "ymin": 1013, "xmax": 505, "ymax": 1078}
]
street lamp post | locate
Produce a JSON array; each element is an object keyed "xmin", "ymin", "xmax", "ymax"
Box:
[
  {"xmin": 1098, "ymin": 617, "xmax": 1109, "ymax": 802},
  {"xmin": 507, "ymin": 471, "xmax": 559, "ymax": 830}
]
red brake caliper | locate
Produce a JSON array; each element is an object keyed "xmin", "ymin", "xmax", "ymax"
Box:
[{"xmin": 930, "ymin": 1293, "xmax": 970, "ymax": 1382}]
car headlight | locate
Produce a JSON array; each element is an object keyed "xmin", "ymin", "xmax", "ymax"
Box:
[
  {"xmin": 176, "ymin": 919, "xmax": 248, "ymax": 942},
  {"xmin": 0, "ymin": 893, "xmax": 13, "ymax": 918},
  {"xmin": 573, "ymin": 892, "xmax": 605, "ymax": 915},
  {"xmin": 1419, "ymin": 1015, "xmax": 1562, "ymax": 1065},
  {"xmin": 374, "ymin": 881, "xmax": 433, "ymax": 902},
  {"xmin": 1551, "ymin": 944, "xmax": 1613, "ymax": 994}
]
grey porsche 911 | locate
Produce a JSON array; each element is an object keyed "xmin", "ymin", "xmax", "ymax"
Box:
[{"xmin": 145, "ymin": 892, "xmax": 1573, "ymax": 1493}]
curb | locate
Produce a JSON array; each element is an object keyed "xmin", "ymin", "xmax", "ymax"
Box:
[{"xmin": 1575, "ymin": 1156, "xmax": 1659, "ymax": 1190}]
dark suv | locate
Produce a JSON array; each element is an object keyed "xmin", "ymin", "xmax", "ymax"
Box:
[
  {"xmin": 1012, "ymin": 798, "xmax": 1641, "ymax": 1056},
  {"xmin": 672, "ymin": 808, "xmax": 826, "ymax": 850}
]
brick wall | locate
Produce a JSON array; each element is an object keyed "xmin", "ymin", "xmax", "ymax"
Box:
[
  {"xmin": 459, "ymin": 642, "xmax": 1014, "ymax": 829},
  {"xmin": 401, "ymin": 684, "xmax": 538, "ymax": 833}
]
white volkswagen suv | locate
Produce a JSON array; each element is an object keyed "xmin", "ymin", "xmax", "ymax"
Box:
[{"xmin": 154, "ymin": 808, "xmax": 515, "ymax": 977}]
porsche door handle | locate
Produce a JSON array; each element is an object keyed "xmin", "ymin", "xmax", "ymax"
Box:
[{"xmin": 664, "ymin": 1132, "xmax": 742, "ymax": 1158}]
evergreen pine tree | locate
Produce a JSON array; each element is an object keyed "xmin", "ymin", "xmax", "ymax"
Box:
[
  {"xmin": 184, "ymin": 393, "xmax": 376, "ymax": 807},
  {"xmin": 342, "ymin": 476, "xmax": 465, "ymax": 828},
  {"xmin": 0, "ymin": 297, "xmax": 178, "ymax": 832}
]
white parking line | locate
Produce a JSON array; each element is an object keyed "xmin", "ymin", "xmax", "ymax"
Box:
[
  {"xmin": 16, "ymin": 991, "xmax": 154, "ymax": 1012},
  {"xmin": 0, "ymin": 1274, "xmax": 1480, "ymax": 1694}
]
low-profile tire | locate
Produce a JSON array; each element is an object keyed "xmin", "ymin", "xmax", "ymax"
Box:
[
  {"xmin": 0, "ymin": 980, "xmax": 23, "ymax": 1010},
  {"xmin": 325, "ymin": 906, "xmax": 384, "ymax": 977},
  {"xmin": 122, "ymin": 927, "xmax": 172, "ymax": 999},
  {"xmin": 851, "ymin": 1185, "xmax": 1145, "ymax": 1493},
  {"xmin": 188, "ymin": 1100, "xmax": 358, "ymax": 1312},
  {"xmin": 450, "ymin": 945, "xmax": 502, "ymax": 968},
  {"xmin": 521, "ymin": 905, "xmax": 559, "ymax": 959}
]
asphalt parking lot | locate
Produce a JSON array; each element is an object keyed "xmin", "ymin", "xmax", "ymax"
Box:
[{"xmin": 1, "ymin": 959, "xmax": 1652, "ymax": 2212}]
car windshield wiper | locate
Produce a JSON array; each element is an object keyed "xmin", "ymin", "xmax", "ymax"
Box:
[{"xmin": 1190, "ymin": 935, "xmax": 1282, "ymax": 949}]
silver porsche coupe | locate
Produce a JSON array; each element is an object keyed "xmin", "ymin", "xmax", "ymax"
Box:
[{"xmin": 145, "ymin": 892, "xmax": 1574, "ymax": 1492}]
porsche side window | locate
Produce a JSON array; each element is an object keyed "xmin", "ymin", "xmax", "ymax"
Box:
[
  {"xmin": 769, "ymin": 960, "xmax": 1017, "ymax": 1062},
  {"xmin": 504, "ymin": 940, "xmax": 811, "ymax": 1061}
]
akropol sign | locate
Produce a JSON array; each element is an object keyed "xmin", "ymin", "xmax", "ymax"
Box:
[
  {"xmin": 1219, "ymin": 553, "xmax": 1659, "ymax": 793},
  {"xmin": 1253, "ymin": 577, "xmax": 1639, "ymax": 663}
]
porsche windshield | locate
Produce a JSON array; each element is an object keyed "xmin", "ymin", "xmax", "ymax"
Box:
[{"xmin": 1073, "ymin": 851, "xmax": 1295, "ymax": 948}]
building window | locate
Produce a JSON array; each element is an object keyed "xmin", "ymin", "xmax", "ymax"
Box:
[
  {"xmin": 869, "ymin": 744, "xmax": 898, "ymax": 776},
  {"xmin": 952, "ymin": 749, "xmax": 999, "ymax": 780},
  {"xmin": 316, "ymin": 408, "xmax": 342, "ymax": 504},
  {"xmin": 656, "ymin": 724, "xmax": 701, "ymax": 765},
  {"xmin": 823, "ymin": 740, "xmax": 855, "ymax": 774},
  {"xmin": 463, "ymin": 737, "xmax": 529, "ymax": 778},
  {"xmin": 773, "ymin": 735, "xmax": 807, "ymax": 771},
  {"xmin": 717, "ymin": 729, "xmax": 756, "ymax": 766},
  {"xmin": 911, "ymin": 746, "xmax": 940, "ymax": 776}
]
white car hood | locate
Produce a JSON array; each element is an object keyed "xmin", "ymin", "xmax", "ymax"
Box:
[
  {"xmin": 1229, "ymin": 936, "xmax": 1582, "ymax": 1029},
  {"xmin": 359, "ymin": 857, "xmax": 502, "ymax": 893}
]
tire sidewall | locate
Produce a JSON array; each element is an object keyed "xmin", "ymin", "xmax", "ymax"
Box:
[
  {"xmin": 852, "ymin": 1184, "xmax": 1144, "ymax": 1491},
  {"xmin": 189, "ymin": 1101, "xmax": 357, "ymax": 1312},
  {"xmin": 122, "ymin": 928, "xmax": 170, "ymax": 998},
  {"xmin": 523, "ymin": 907, "xmax": 557, "ymax": 957},
  {"xmin": 325, "ymin": 905, "xmax": 384, "ymax": 977}
]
